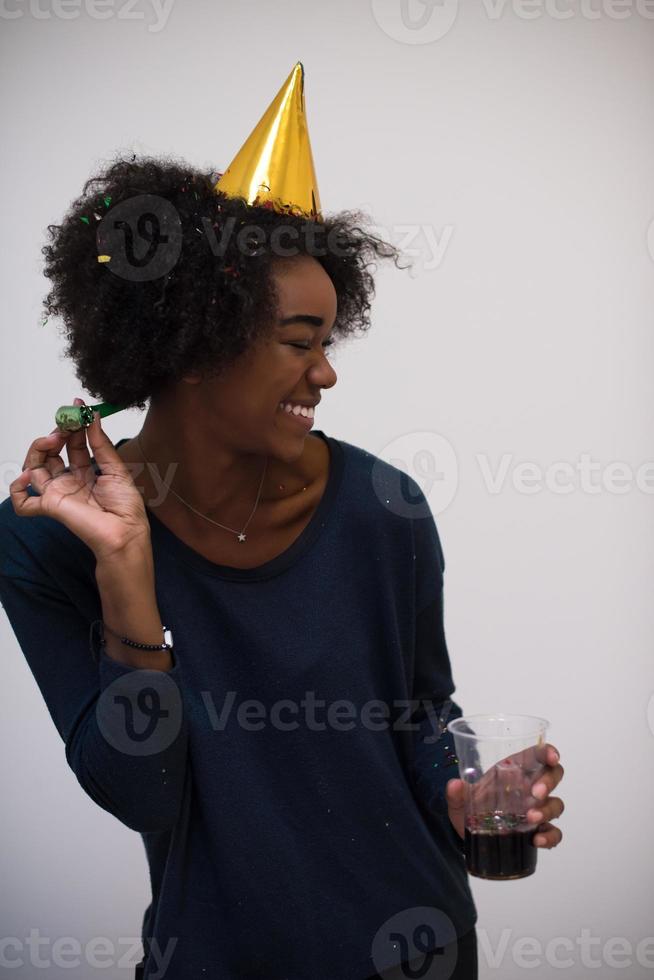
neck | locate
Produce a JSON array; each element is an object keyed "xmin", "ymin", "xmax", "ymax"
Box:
[{"xmin": 133, "ymin": 400, "xmax": 272, "ymax": 524}]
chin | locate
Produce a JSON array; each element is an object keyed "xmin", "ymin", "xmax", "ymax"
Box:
[
  {"xmin": 271, "ymin": 434, "xmax": 308, "ymax": 462},
  {"xmin": 266, "ymin": 424, "xmax": 309, "ymax": 461}
]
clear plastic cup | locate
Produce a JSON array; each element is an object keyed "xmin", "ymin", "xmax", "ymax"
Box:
[{"xmin": 447, "ymin": 713, "xmax": 550, "ymax": 880}]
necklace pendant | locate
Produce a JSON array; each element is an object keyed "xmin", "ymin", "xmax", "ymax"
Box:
[{"xmin": 237, "ymin": 532, "xmax": 247, "ymax": 542}]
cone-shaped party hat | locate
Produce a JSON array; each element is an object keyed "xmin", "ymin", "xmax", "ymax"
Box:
[{"xmin": 214, "ymin": 62, "xmax": 322, "ymax": 221}]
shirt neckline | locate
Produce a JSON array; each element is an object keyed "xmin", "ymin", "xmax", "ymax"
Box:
[{"xmin": 113, "ymin": 430, "xmax": 344, "ymax": 582}]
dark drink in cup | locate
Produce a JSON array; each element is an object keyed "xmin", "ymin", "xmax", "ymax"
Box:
[
  {"xmin": 447, "ymin": 714, "xmax": 550, "ymax": 881},
  {"xmin": 464, "ymin": 813, "xmax": 538, "ymax": 879}
]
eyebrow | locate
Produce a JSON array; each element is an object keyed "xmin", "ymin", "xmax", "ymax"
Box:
[{"xmin": 278, "ymin": 315, "xmax": 325, "ymax": 328}]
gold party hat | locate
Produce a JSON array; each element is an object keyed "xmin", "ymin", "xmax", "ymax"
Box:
[{"xmin": 214, "ymin": 62, "xmax": 322, "ymax": 221}]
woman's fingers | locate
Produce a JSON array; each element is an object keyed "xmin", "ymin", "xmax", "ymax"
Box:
[
  {"xmin": 21, "ymin": 434, "xmax": 69, "ymax": 493},
  {"xmin": 65, "ymin": 397, "xmax": 94, "ymax": 483},
  {"xmin": 531, "ymin": 763, "xmax": 565, "ymax": 801},
  {"xmin": 533, "ymin": 821, "xmax": 563, "ymax": 848},
  {"xmin": 8, "ymin": 458, "xmax": 71, "ymax": 516},
  {"xmin": 527, "ymin": 795, "xmax": 565, "ymax": 825},
  {"xmin": 27, "ymin": 456, "xmax": 70, "ymax": 497},
  {"xmin": 21, "ymin": 431, "xmax": 68, "ymax": 474},
  {"xmin": 12, "ymin": 400, "xmax": 89, "ymax": 516},
  {"xmin": 9, "ymin": 468, "xmax": 44, "ymax": 517},
  {"xmin": 85, "ymin": 411, "xmax": 132, "ymax": 480},
  {"xmin": 66, "ymin": 398, "xmax": 91, "ymax": 470}
]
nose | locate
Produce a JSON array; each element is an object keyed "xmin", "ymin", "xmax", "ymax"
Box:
[{"xmin": 307, "ymin": 351, "xmax": 337, "ymax": 392}]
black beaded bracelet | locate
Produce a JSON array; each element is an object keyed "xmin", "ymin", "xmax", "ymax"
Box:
[{"xmin": 89, "ymin": 619, "xmax": 172, "ymax": 663}]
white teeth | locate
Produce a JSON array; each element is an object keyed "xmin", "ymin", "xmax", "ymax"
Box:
[{"xmin": 279, "ymin": 402, "xmax": 315, "ymax": 418}]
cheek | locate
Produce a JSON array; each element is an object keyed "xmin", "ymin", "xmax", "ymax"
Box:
[{"xmin": 269, "ymin": 353, "xmax": 305, "ymax": 392}]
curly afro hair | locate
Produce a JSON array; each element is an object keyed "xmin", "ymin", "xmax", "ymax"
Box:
[{"xmin": 41, "ymin": 154, "xmax": 404, "ymax": 410}]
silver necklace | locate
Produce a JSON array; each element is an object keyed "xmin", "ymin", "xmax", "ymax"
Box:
[{"xmin": 135, "ymin": 432, "xmax": 268, "ymax": 543}]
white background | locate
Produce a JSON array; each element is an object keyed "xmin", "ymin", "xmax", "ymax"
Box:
[{"xmin": 1, "ymin": 1, "xmax": 653, "ymax": 977}]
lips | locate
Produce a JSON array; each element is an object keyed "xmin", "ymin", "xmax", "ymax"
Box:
[{"xmin": 278, "ymin": 403, "xmax": 314, "ymax": 430}]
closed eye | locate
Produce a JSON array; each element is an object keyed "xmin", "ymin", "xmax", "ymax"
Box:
[{"xmin": 288, "ymin": 339, "xmax": 335, "ymax": 351}]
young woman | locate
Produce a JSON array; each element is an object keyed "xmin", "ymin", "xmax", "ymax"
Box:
[{"xmin": 1, "ymin": 157, "xmax": 564, "ymax": 980}]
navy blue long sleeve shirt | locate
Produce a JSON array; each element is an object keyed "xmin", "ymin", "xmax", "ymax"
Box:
[{"xmin": 0, "ymin": 429, "xmax": 477, "ymax": 979}]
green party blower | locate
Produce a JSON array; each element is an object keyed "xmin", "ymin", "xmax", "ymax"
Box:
[{"xmin": 54, "ymin": 402, "xmax": 128, "ymax": 433}]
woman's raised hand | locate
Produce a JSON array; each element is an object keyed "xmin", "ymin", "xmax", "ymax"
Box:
[{"xmin": 10, "ymin": 398, "xmax": 150, "ymax": 564}]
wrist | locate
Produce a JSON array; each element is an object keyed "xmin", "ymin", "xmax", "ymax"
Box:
[
  {"xmin": 93, "ymin": 525, "xmax": 153, "ymax": 570},
  {"xmin": 95, "ymin": 543, "xmax": 155, "ymax": 586}
]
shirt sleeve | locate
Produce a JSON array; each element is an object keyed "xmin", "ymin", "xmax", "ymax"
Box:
[
  {"xmin": 0, "ymin": 532, "xmax": 188, "ymax": 835},
  {"xmin": 406, "ymin": 493, "xmax": 467, "ymax": 855}
]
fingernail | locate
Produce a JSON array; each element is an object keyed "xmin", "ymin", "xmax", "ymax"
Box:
[
  {"xmin": 552, "ymin": 750, "xmax": 560, "ymax": 763},
  {"xmin": 73, "ymin": 398, "xmax": 81, "ymax": 406},
  {"xmin": 533, "ymin": 782, "xmax": 547, "ymax": 799},
  {"xmin": 530, "ymin": 810, "xmax": 543, "ymax": 823}
]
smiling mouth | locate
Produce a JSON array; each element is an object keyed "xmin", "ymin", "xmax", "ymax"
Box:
[{"xmin": 278, "ymin": 402, "xmax": 315, "ymax": 430}]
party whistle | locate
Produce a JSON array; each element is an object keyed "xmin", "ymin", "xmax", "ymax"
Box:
[{"xmin": 54, "ymin": 402, "xmax": 128, "ymax": 433}]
